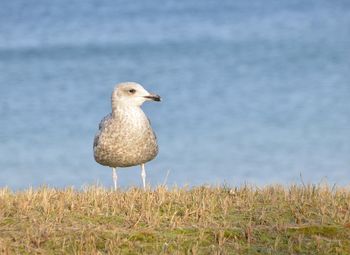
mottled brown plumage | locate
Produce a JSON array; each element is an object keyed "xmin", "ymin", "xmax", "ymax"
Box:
[
  {"xmin": 93, "ymin": 82, "xmax": 161, "ymax": 190},
  {"xmin": 93, "ymin": 106, "xmax": 158, "ymax": 167}
]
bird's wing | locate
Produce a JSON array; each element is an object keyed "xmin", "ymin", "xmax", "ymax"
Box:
[
  {"xmin": 99, "ymin": 113, "xmax": 112, "ymax": 130},
  {"xmin": 93, "ymin": 113, "xmax": 112, "ymax": 148},
  {"xmin": 147, "ymin": 116, "xmax": 158, "ymax": 140}
]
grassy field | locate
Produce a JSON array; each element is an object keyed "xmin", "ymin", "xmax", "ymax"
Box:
[{"xmin": 0, "ymin": 185, "xmax": 349, "ymax": 254}]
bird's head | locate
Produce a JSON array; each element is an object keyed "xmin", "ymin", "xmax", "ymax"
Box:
[{"xmin": 112, "ymin": 82, "xmax": 161, "ymax": 107}]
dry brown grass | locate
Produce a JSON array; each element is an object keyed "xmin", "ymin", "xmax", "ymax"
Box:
[{"xmin": 0, "ymin": 184, "xmax": 350, "ymax": 254}]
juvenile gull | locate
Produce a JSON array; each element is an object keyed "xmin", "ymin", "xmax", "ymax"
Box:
[{"xmin": 93, "ymin": 82, "xmax": 161, "ymax": 190}]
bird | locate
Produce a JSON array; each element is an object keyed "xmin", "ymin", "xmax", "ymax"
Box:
[{"xmin": 93, "ymin": 82, "xmax": 161, "ymax": 190}]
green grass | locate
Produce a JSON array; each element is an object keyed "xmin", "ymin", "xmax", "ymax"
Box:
[{"xmin": 0, "ymin": 185, "xmax": 349, "ymax": 254}]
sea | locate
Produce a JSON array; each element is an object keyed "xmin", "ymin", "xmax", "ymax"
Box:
[{"xmin": 0, "ymin": 0, "xmax": 349, "ymax": 189}]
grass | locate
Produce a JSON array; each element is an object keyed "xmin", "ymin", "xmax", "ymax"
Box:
[{"xmin": 0, "ymin": 184, "xmax": 349, "ymax": 254}]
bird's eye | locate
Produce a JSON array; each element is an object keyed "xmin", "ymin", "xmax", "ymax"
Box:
[{"xmin": 129, "ymin": 89, "xmax": 136, "ymax": 94}]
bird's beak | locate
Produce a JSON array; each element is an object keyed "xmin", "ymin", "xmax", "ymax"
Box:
[{"xmin": 144, "ymin": 93, "xmax": 161, "ymax": 102}]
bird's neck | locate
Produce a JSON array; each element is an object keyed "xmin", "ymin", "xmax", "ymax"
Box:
[{"xmin": 112, "ymin": 103, "xmax": 145, "ymax": 119}]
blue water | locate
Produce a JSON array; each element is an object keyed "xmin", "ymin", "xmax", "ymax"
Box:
[{"xmin": 0, "ymin": 0, "xmax": 349, "ymax": 189}]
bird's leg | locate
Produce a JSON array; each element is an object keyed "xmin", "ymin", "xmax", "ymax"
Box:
[
  {"xmin": 141, "ymin": 164, "xmax": 146, "ymax": 190},
  {"xmin": 112, "ymin": 168, "xmax": 118, "ymax": 191}
]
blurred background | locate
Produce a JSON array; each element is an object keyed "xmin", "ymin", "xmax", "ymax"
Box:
[{"xmin": 0, "ymin": 0, "xmax": 349, "ymax": 189}]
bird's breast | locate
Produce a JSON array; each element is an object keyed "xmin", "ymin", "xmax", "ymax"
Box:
[{"xmin": 94, "ymin": 108, "xmax": 158, "ymax": 167}]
